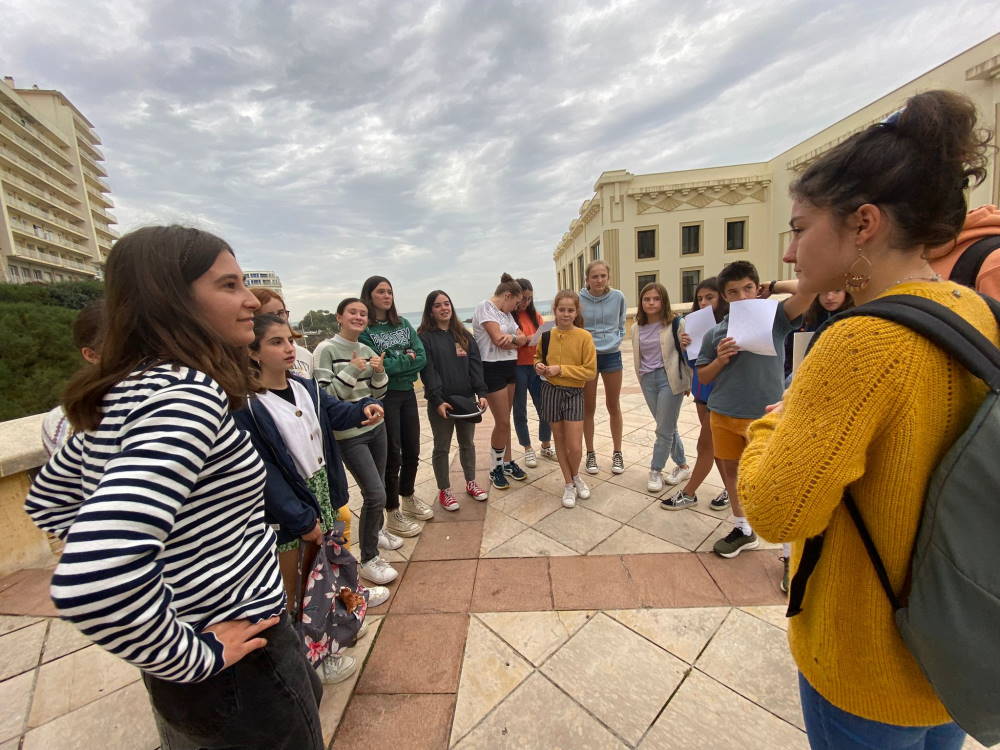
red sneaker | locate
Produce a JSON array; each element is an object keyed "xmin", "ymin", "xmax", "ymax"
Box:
[
  {"xmin": 438, "ymin": 488, "xmax": 460, "ymax": 512},
  {"xmin": 466, "ymin": 480, "xmax": 489, "ymax": 502}
]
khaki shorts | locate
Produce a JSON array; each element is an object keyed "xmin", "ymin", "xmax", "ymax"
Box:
[{"xmin": 710, "ymin": 412, "xmax": 754, "ymax": 461}]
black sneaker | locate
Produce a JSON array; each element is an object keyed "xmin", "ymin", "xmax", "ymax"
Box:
[
  {"xmin": 661, "ymin": 490, "xmax": 697, "ymax": 511},
  {"xmin": 611, "ymin": 451, "xmax": 625, "ymax": 474},
  {"xmin": 490, "ymin": 465, "xmax": 510, "ymax": 490},
  {"xmin": 713, "ymin": 527, "xmax": 759, "ymax": 558},
  {"xmin": 709, "ymin": 489, "xmax": 730, "ymax": 511},
  {"xmin": 585, "ymin": 451, "xmax": 599, "ymax": 475},
  {"xmin": 503, "ymin": 460, "xmax": 527, "ymax": 481}
]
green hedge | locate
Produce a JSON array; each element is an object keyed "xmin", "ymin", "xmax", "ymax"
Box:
[{"xmin": 0, "ymin": 280, "xmax": 103, "ymax": 310}]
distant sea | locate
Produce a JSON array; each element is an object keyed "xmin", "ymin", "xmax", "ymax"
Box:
[{"xmin": 402, "ymin": 300, "xmax": 552, "ymax": 330}]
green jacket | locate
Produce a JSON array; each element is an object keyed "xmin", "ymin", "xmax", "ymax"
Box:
[{"xmin": 359, "ymin": 318, "xmax": 427, "ymax": 391}]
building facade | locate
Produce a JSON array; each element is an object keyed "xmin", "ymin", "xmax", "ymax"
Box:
[
  {"xmin": 243, "ymin": 270, "xmax": 283, "ymax": 296},
  {"xmin": 553, "ymin": 35, "xmax": 1000, "ymax": 309},
  {"xmin": 0, "ymin": 77, "xmax": 118, "ymax": 284}
]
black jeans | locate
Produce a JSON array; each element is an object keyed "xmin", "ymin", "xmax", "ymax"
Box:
[
  {"xmin": 339, "ymin": 424, "xmax": 388, "ymax": 563},
  {"xmin": 382, "ymin": 389, "xmax": 420, "ymax": 509},
  {"xmin": 144, "ymin": 614, "xmax": 323, "ymax": 750}
]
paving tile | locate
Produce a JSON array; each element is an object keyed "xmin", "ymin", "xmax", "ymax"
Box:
[
  {"xmin": 477, "ymin": 610, "xmax": 595, "ymax": 666},
  {"xmin": 0, "ymin": 620, "xmax": 46, "ymax": 680},
  {"xmin": 0, "ymin": 670, "xmax": 33, "ymax": 743},
  {"xmin": 470, "ymin": 558, "xmax": 552, "ymax": 612},
  {"xmin": 28, "ymin": 644, "xmax": 140, "ymax": 727},
  {"xmin": 622, "ymin": 553, "xmax": 728, "ymax": 608},
  {"xmin": 582, "ymin": 481, "xmax": 659, "ymax": 523},
  {"xmin": 479, "ymin": 508, "xmax": 528, "ymax": 555},
  {"xmin": 41, "ymin": 618, "xmax": 92, "ymax": 663},
  {"xmin": 683, "ymin": 482, "xmax": 732, "ymax": 519},
  {"xmin": 606, "ymin": 466, "xmax": 668, "ymax": 496},
  {"xmin": 0, "ymin": 569, "xmax": 33, "ymax": 596},
  {"xmin": 741, "ymin": 605, "xmax": 790, "ymax": 631},
  {"xmin": 0, "ymin": 614, "xmax": 42, "ymax": 637},
  {"xmin": 0, "ymin": 568, "xmax": 56, "ymax": 617},
  {"xmin": 607, "ymin": 607, "xmax": 730, "ymax": 663},
  {"xmin": 22, "ymin": 681, "xmax": 158, "ymax": 750},
  {"xmin": 484, "ymin": 528, "xmax": 577, "ymax": 559},
  {"xmin": 454, "ymin": 671, "xmax": 626, "ymax": 749},
  {"xmin": 450, "ymin": 617, "xmax": 533, "ymax": 746},
  {"xmin": 389, "ymin": 560, "xmax": 477, "ymax": 614},
  {"xmin": 335, "ymin": 693, "xmax": 455, "ymax": 749},
  {"xmin": 356, "ymin": 613, "xmax": 467, "ymax": 694},
  {"xmin": 319, "ymin": 616, "xmax": 382, "ymax": 746},
  {"xmin": 530, "ymin": 469, "xmax": 606, "ymax": 497},
  {"xmin": 541, "ymin": 613, "xmax": 688, "ymax": 745},
  {"xmin": 533, "ymin": 506, "xmax": 622, "ymax": 554},
  {"xmin": 432, "ymin": 491, "xmax": 490, "ymax": 522},
  {"xmin": 628, "ymin": 504, "xmax": 720, "ymax": 551},
  {"xmin": 549, "ymin": 555, "xmax": 641, "ymax": 610},
  {"xmin": 639, "ymin": 669, "xmax": 808, "ymax": 750},
  {"xmin": 695, "ymin": 608, "xmax": 803, "ymax": 729},
  {"xmin": 491, "ymin": 485, "xmax": 562, "ymax": 525},
  {"xmin": 410, "ymin": 522, "xmax": 484, "ymax": 561},
  {"xmin": 589, "ymin": 525, "xmax": 687, "ymax": 556},
  {"xmin": 697, "ymin": 550, "xmax": 787, "ymax": 606}
]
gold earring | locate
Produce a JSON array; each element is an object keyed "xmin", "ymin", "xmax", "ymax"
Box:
[{"xmin": 844, "ymin": 249, "xmax": 872, "ymax": 291}]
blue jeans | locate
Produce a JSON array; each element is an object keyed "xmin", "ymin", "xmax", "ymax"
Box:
[
  {"xmin": 798, "ymin": 673, "xmax": 965, "ymax": 750},
  {"xmin": 638, "ymin": 369, "xmax": 686, "ymax": 471},
  {"xmin": 513, "ymin": 364, "xmax": 551, "ymax": 448}
]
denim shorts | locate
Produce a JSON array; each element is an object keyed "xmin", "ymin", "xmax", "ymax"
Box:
[{"xmin": 596, "ymin": 351, "xmax": 623, "ymax": 373}]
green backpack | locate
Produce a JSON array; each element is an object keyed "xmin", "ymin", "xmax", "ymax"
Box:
[{"xmin": 789, "ymin": 293, "xmax": 1000, "ymax": 745}]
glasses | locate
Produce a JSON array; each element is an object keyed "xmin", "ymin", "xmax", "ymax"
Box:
[{"xmin": 274, "ymin": 309, "xmax": 290, "ymax": 319}]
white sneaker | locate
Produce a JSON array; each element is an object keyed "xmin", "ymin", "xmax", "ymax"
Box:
[
  {"xmin": 378, "ymin": 528, "xmax": 404, "ymax": 550},
  {"xmin": 562, "ymin": 484, "xmax": 577, "ymax": 508},
  {"xmin": 647, "ymin": 470, "xmax": 664, "ymax": 493},
  {"xmin": 539, "ymin": 445, "xmax": 557, "ymax": 462},
  {"xmin": 572, "ymin": 475, "xmax": 591, "ymax": 500},
  {"xmin": 385, "ymin": 508, "xmax": 422, "ymax": 537},
  {"xmin": 666, "ymin": 465, "xmax": 692, "ymax": 486},
  {"xmin": 366, "ymin": 585, "xmax": 390, "ymax": 608},
  {"xmin": 319, "ymin": 653, "xmax": 356, "ymax": 684},
  {"xmin": 401, "ymin": 494, "xmax": 434, "ymax": 521},
  {"xmin": 523, "ymin": 448, "xmax": 538, "ymax": 468},
  {"xmin": 359, "ymin": 556, "xmax": 398, "ymax": 585},
  {"xmin": 355, "ymin": 620, "xmax": 371, "ymax": 641}
]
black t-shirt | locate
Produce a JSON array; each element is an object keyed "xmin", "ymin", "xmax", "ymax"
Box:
[{"xmin": 270, "ymin": 385, "xmax": 296, "ymax": 405}]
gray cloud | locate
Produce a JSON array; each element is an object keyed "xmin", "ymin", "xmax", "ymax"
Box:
[{"xmin": 1, "ymin": 0, "xmax": 995, "ymax": 313}]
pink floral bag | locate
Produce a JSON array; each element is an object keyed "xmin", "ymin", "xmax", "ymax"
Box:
[{"xmin": 296, "ymin": 522, "xmax": 368, "ymax": 666}]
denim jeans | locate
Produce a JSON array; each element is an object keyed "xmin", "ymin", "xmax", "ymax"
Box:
[
  {"xmin": 145, "ymin": 613, "xmax": 323, "ymax": 750},
  {"xmin": 513, "ymin": 364, "xmax": 551, "ymax": 448},
  {"xmin": 338, "ymin": 424, "xmax": 387, "ymax": 563},
  {"xmin": 427, "ymin": 406, "xmax": 477, "ymax": 488},
  {"xmin": 639, "ymin": 369, "xmax": 686, "ymax": 471},
  {"xmin": 798, "ymin": 673, "xmax": 965, "ymax": 750},
  {"xmin": 382, "ymin": 389, "xmax": 420, "ymax": 509}
]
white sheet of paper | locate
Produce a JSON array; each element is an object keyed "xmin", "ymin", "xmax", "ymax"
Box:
[
  {"xmin": 683, "ymin": 305, "xmax": 717, "ymax": 359},
  {"xmin": 529, "ymin": 321, "xmax": 555, "ymax": 346},
  {"xmin": 791, "ymin": 331, "xmax": 814, "ymax": 375},
  {"xmin": 727, "ymin": 299, "xmax": 780, "ymax": 356}
]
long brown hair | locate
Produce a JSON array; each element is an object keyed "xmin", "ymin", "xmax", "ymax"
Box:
[
  {"xmin": 418, "ymin": 289, "xmax": 470, "ymax": 350},
  {"xmin": 248, "ymin": 313, "xmax": 293, "ymax": 393},
  {"xmin": 361, "ymin": 276, "xmax": 400, "ymax": 326},
  {"xmin": 635, "ymin": 282, "xmax": 675, "ymax": 326},
  {"xmin": 551, "ymin": 289, "xmax": 584, "ymax": 328},
  {"xmin": 63, "ymin": 225, "xmax": 255, "ymax": 431}
]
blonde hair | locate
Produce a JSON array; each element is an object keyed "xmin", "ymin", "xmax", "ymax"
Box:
[
  {"xmin": 551, "ymin": 289, "xmax": 584, "ymax": 328},
  {"xmin": 584, "ymin": 260, "xmax": 611, "ymax": 290},
  {"xmin": 635, "ymin": 282, "xmax": 675, "ymax": 326}
]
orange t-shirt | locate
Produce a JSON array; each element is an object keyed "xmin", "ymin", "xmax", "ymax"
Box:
[{"xmin": 516, "ymin": 310, "xmax": 543, "ymax": 365}]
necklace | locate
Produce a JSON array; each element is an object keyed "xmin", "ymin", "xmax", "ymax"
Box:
[{"xmin": 892, "ymin": 272, "xmax": 942, "ymax": 285}]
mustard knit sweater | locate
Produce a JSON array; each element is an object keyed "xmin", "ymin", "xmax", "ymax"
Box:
[
  {"xmin": 534, "ymin": 326, "xmax": 597, "ymax": 388},
  {"xmin": 740, "ymin": 280, "xmax": 999, "ymax": 726}
]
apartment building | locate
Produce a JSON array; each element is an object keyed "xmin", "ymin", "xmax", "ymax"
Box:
[
  {"xmin": 0, "ymin": 76, "xmax": 117, "ymax": 284},
  {"xmin": 243, "ymin": 270, "xmax": 283, "ymax": 296},
  {"xmin": 553, "ymin": 35, "xmax": 1000, "ymax": 308}
]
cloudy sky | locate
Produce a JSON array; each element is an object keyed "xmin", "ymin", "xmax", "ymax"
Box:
[{"xmin": 1, "ymin": 1, "xmax": 995, "ymax": 314}]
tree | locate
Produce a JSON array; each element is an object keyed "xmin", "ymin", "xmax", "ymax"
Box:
[{"xmin": 300, "ymin": 309, "xmax": 340, "ymax": 337}]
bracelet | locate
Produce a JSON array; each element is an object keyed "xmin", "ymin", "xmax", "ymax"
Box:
[{"xmin": 769, "ymin": 279, "xmax": 777, "ymax": 295}]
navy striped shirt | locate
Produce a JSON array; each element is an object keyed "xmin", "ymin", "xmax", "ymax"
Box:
[{"xmin": 25, "ymin": 364, "xmax": 284, "ymax": 683}]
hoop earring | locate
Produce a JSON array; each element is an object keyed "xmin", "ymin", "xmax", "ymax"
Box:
[{"xmin": 844, "ymin": 250, "xmax": 872, "ymax": 291}]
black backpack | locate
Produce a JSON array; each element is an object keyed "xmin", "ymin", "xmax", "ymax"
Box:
[
  {"xmin": 948, "ymin": 235, "xmax": 1000, "ymax": 289},
  {"xmin": 789, "ymin": 293, "xmax": 1000, "ymax": 745}
]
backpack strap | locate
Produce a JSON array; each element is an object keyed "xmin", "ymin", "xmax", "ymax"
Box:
[
  {"xmin": 540, "ymin": 330, "xmax": 551, "ymax": 365},
  {"xmin": 949, "ymin": 235, "xmax": 1000, "ymax": 289},
  {"xmin": 788, "ymin": 292, "xmax": 1000, "ymax": 618}
]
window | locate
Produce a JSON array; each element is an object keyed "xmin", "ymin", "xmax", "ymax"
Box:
[
  {"xmin": 681, "ymin": 268, "xmax": 702, "ymax": 304},
  {"xmin": 590, "ymin": 240, "xmax": 600, "ymax": 261},
  {"xmin": 636, "ymin": 228, "xmax": 656, "ymax": 260},
  {"xmin": 576, "ymin": 255, "xmax": 585, "ymax": 289},
  {"xmin": 726, "ymin": 218, "xmax": 747, "ymax": 251},
  {"xmin": 681, "ymin": 223, "xmax": 702, "ymax": 255},
  {"xmin": 637, "ymin": 273, "xmax": 657, "ymax": 301},
  {"xmin": 33, "ymin": 269, "xmax": 43, "ymax": 280}
]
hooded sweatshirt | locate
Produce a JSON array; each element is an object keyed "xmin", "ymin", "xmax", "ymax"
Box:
[
  {"xmin": 578, "ymin": 287, "xmax": 626, "ymax": 354},
  {"xmin": 359, "ymin": 317, "xmax": 427, "ymax": 391},
  {"xmin": 926, "ymin": 204, "xmax": 1000, "ymax": 299}
]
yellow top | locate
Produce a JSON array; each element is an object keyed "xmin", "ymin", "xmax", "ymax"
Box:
[
  {"xmin": 534, "ymin": 326, "xmax": 597, "ymax": 388},
  {"xmin": 740, "ymin": 280, "xmax": 999, "ymax": 726}
]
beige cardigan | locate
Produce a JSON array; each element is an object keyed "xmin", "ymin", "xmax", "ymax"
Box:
[{"xmin": 631, "ymin": 317, "xmax": 692, "ymax": 395}]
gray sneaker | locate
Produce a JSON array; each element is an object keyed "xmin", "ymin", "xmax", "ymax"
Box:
[
  {"xmin": 713, "ymin": 527, "xmax": 759, "ymax": 558},
  {"xmin": 585, "ymin": 451, "xmax": 599, "ymax": 475},
  {"xmin": 660, "ymin": 490, "xmax": 697, "ymax": 510}
]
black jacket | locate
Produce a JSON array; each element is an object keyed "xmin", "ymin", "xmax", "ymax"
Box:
[
  {"xmin": 232, "ymin": 374, "xmax": 377, "ymax": 545},
  {"xmin": 418, "ymin": 328, "xmax": 488, "ymax": 409}
]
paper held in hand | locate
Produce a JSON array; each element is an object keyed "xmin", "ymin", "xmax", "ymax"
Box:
[
  {"xmin": 727, "ymin": 299, "xmax": 780, "ymax": 356},
  {"xmin": 683, "ymin": 305, "xmax": 717, "ymax": 359},
  {"xmin": 791, "ymin": 331, "xmax": 814, "ymax": 375},
  {"xmin": 529, "ymin": 321, "xmax": 555, "ymax": 346}
]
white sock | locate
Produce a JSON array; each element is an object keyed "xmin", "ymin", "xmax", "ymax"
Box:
[
  {"xmin": 571, "ymin": 474, "xmax": 581, "ymax": 483},
  {"xmin": 734, "ymin": 516, "xmax": 753, "ymax": 535},
  {"xmin": 492, "ymin": 447, "xmax": 505, "ymax": 468},
  {"xmin": 564, "ymin": 482, "xmax": 574, "ymax": 489}
]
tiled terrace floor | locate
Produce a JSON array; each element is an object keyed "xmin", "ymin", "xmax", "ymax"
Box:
[{"xmin": 0, "ymin": 345, "xmax": 989, "ymax": 749}]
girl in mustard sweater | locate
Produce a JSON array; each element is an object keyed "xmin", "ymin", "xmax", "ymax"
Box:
[
  {"xmin": 534, "ymin": 290, "xmax": 597, "ymax": 508},
  {"xmin": 739, "ymin": 90, "xmax": 996, "ymax": 748}
]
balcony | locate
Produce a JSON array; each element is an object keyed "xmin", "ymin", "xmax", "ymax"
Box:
[
  {"xmin": 87, "ymin": 187, "xmax": 114, "ymax": 210},
  {"xmin": 0, "ymin": 123, "xmax": 75, "ymax": 183},
  {"xmin": 11, "ymin": 241, "xmax": 100, "ymax": 275},
  {"xmin": 78, "ymin": 146, "xmax": 108, "ymax": 177},
  {"xmin": 94, "ymin": 223, "xmax": 118, "ymax": 242},
  {"xmin": 8, "ymin": 223, "xmax": 93, "ymax": 259},
  {"xmin": 83, "ymin": 170, "xmax": 111, "ymax": 194},
  {"xmin": 0, "ymin": 149, "xmax": 80, "ymax": 206},
  {"xmin": 0, "ymin": 104, "xmax": 72, "ymax": 165},
  {"xmin": 90, "ymin": 203, "xmax": 117, "ymax": 225},
  {"xmin": 4, "ymin": 197, "xmax": 89, "ymax": 238},
  {"xmin": 0, "ymin": 172, "xmax": 85, "ymax": 221}
]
